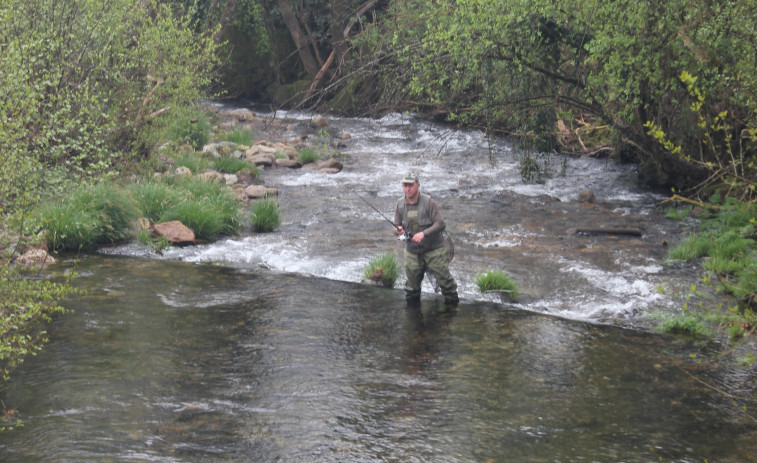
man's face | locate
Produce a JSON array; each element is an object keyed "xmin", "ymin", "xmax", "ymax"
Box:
[{"xmin": 402, "ymin": 181, "xmax": 420, "ymax": 201}]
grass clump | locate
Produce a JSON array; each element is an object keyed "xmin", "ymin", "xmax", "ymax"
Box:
[
  {"xmin": 37, "ymin": 183, "xmax": 140, "ymax": 252},
  {"xmin": 129, "ymin": 180, "xmax": 180, "ymax": 223},
  {"xmin": 298, "ymin": 148, "xmax": 320, "ymax": 164},
  {"xmin": 173, "ymin": 153, "xmax": 210, "ymax": 174},
  {"xmin": 212, "ymin": 156, "xmax": 256, "ymax": 174},
  {"xmin": 362, "ymin": 253, "xmax": 400, "ymax": 288},
  {"xmin": 251, "ymin": 198, "xmax": 281, "ymax": 232},
  {"xmin": 474, "ymin": 270, "xmax": 519, "ymax": 300},
  {"xmin": 654, "ymin": 314, "xmax": 713, "ymax": 338},
  {"xmin": 220, "ymin": 127, "xmax": 255, "ymax": 146},
  {"xmin": 161, "ymin": 176, "xmax": 242, "ymax": 238}
]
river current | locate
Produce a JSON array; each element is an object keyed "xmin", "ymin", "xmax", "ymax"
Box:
[{"xmin": 1, "ymin": 106, "xmax": 756, "ymax": 462}]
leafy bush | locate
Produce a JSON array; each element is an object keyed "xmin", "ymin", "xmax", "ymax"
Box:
[
  {"xmin": 0, "ymin": 264, "xmax": 76, "ymax": 383},
  {"xmin": 169, "ymin": 109, "xmax": 212, "ymax": 150},
  {"xmin": 475, "ymin": 270, "xmax": 519, "ymax": 300},
  {"xmin": 251, "ymin": 198, "xmax": 281, "ymax": 232},
  {"xmin": 362, "ymin": 254, "xmax": 400, "ymax": 288}
]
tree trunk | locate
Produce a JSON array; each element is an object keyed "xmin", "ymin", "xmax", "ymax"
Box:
[{"xmin": 276, "ymin": 0, "xmax": 320, "ymax": 78}]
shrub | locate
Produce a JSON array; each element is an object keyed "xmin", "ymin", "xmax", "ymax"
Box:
[
  {"xmin": 362, "ymin": 253, "xmax": 400, "ymax": 288},
  {"xmin": 475, "ymin": 270, "xmax": 519, "ymax": 300},
  {"xmin": 172, "ymin": 111, "xmax": 212, "ymax": 150},
  {"xmin": 251, "ymin": 198, "xmax": 281, "ymax": 232},
  {"xmin": 298, "ymin": 148, "xmax": 320, "ymax": 164}
]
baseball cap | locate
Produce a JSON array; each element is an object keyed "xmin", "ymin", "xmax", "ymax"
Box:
[{"xmin": 401, "ymin": 172, "xmax": 419, "ymax": 184}]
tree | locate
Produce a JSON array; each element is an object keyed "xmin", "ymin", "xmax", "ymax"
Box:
[{"xmin": 384, "ymin": 0, "xmax": 756, "ymax": 195}]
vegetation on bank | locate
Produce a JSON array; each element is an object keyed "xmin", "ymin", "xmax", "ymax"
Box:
[
  {"xmin": 655, "ymin": 196, "xmax": 757, "ymax": 358},
  {"xmin": 0, "ymin": 0, "xmax": 221, "ymax": 391}
]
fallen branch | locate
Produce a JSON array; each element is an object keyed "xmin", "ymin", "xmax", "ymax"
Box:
[{"xmin": 657, "ymin": 194, "xmax": 721, "ymax": 210}]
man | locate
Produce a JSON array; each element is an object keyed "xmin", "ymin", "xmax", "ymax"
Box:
[{"xmin": 394, "ymin": 172, "xmax": 459, "ymax": 306}]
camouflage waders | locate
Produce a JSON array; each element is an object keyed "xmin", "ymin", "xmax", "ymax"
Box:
[{"xmin": 404, "ymin": 246, "xmax": 458, "ymax": 304}]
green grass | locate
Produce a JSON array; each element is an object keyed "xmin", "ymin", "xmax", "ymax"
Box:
[
  {"xmin": 251, "ymin": 198, "xmax": 281, "ymax": 232},
  {"xmin": 161, "ymin": 176, "xmax": 242, "ymax": 237},
  {"xmin": 220, "ymin": 127, "xmax": 255, "ymax": 146},
  {"xmin": 474, "ymin": 270, "xmax": 519, "ymax": 300},
  {"xmin": 212, "ymin": 156, "xmax": 256, "ymax": 174},
  {"xmin": 298, "ymin": 148, "xmax": 320, "ymax": 164},
  {"xmin": 655, "ymin": 314, "xmax": 713, "ymax": 337},
  {"xmin": 129, "ymin": 180, "xmax": 180, "ymax": 223},
  {"xmin": 665, "ymin": 206, "xmax": 691, "ymax": 221},
  {"xmin": 362, "ymin": 253, "xmax": 400, "ymax": 288},
  {"xmin": 37, "ymin": 183, "xmax": 139, "ymax": 252},
  {"xmin": 174, "ymin": 153, "xmax": 210, "ymax": 174}
]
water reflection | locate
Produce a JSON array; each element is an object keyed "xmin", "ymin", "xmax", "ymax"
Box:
[{"xmin": 0, "ymin": 257, "xmax": 755, "ymax": 462}]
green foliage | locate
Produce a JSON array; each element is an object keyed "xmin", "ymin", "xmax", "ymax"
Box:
[
  {"xmin": 377, "ymin": 0, "xmax": 756, "ymax": 193},
  {"xmin": 662, "ymin": 198, "xmax": 757, "ymax": 360},
  {"xmin": 212, "ymin": 156, "xmax": 256, "ymax": 174},
  {"xmin": 251, "ymin": 198, "xmax": 281, "ymax": 232},
  {"xmin": 0, "ymin": 0, "xmax": 222, "ymax": 196},
  {"xmin": 655, "ymin": 315, "xmax": 713, "ymax": 338},
  {"xmin": 37, "ymin": 184, "xmax": 140, "ymax": 252},
  {"xmin": 0, "ymin": 262, "xmax": 78, "ymax": 385},
  {"xmin": 298, "ymin": 148, "xmax": 320, "ymax": 164},
  {"xmin": 362, "ymin": 254, "xmax": 400, "ymax": 288},
  {"xmin": 474, "ymin": 270, "xmax": 519, "ymax": 300},
  {"xmin": 170, "ymin": 109, "xmax": 213, "ymax": 151}
]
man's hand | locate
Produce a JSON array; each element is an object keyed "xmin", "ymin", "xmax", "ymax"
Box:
[{"xmin": 411, "ymin": 231, "xmax": 424, "ymax": 244}]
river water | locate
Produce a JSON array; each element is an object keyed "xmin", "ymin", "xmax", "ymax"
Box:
[{"xmin": 1, "ymin": 107, "xmax": 756, "ymax": 461}]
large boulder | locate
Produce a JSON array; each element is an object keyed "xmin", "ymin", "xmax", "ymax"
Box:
[
  {"xmin": 153, "ymin": 221, "xmax": 196, "ymax": 245},
  {"xmin": 317, "ymin": 158, "xmax": 343, "ymax": 173},
  {"xmin": 15, "ymin": 248, "xmax": 56, "ymax": 269},
  {"xmin": 245, "ymin": 185, "xmax": 278, "ymax": 199}
]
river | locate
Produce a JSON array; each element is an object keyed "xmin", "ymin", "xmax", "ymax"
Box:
[{"xmin": 1, "ymin": 107, "xmax": 755, "ymax": 461}]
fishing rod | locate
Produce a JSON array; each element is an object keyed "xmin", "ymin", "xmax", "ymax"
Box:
[{"xmin": 357, "ymin": 193, "xmax": 409, "ymax": 240}]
